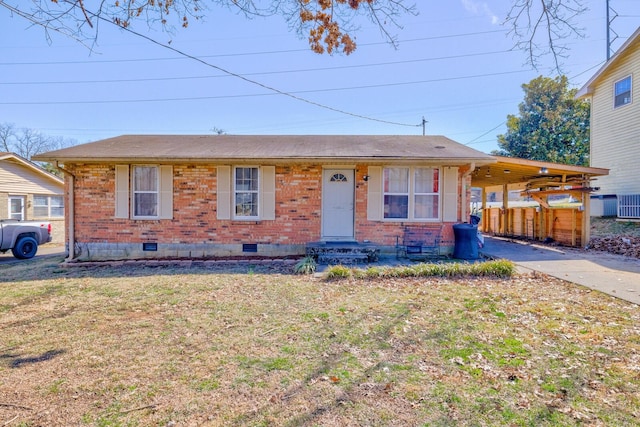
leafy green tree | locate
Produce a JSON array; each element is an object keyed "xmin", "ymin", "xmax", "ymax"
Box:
[{"xmin": 493, "ymin": 75, "xmax": 590, "ymax": 166}]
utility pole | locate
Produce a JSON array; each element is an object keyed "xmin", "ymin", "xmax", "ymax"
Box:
[
  {"xmin": 421, "ymin": 116, "xmax": 427, "ymax": 136},
  {"xmin": 606, "ymin": 0, "xmax": 619, "ymax": 61}
]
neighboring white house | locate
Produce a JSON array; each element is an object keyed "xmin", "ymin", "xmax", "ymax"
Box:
[
  {"xmin": 0, "ymin": 152, "xmax": 65, "ymax": 243},
  {"xmin": 577, "ymin": 26, "xmax": 640, "ymax": 219}
]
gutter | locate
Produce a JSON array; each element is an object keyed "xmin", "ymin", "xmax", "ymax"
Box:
[
  {"xmin": 54, "ymin": 161, "xmax": 76, "ymax": 262},
  {"xmin": 32, "ymin": 156, "xmax": 497, "ymax": 165}
]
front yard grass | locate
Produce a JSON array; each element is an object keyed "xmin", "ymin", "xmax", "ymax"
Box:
[{"xmin": 1, "ymin": 256, "xmax": 639, "ymax": 426}]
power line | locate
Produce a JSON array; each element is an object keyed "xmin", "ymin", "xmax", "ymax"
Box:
[
  {"xmin": 465, "ymin": 121, "xmax": 506, "ymax": 146},
  {"xmin": 0, "ymin": 69, "xmax": 531, "ymax": 105},
  {"xmin": 0, "ymin": 4, "xmax": 585, "ymax": 131},
  {"xmin": 77, "ymin": 8, "xmax": 422, "ymax": 129},
  {"xmin": 568, "ymin": 61, "xmax": 606, "ymax": 82},
  {"xmin": 0, "ymin": 29, "xmax": 507, "ymax": 66},
  {"xmin": 0, "ymin": 49, "xmax": 514, "ymax": 86}
]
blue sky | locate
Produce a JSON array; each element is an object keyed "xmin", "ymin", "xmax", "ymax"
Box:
[{"xmin": 1, "ymin": 1, "xmax": 638, "ymax": 154}]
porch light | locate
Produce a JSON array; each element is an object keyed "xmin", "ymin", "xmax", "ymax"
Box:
[
  {"xmin": 539, "ymin": 167, "xmax": 548, "ymax": 174},
  {"xmin": 503, "ymin": 169, "xmax": 511, "ymax": 174}
]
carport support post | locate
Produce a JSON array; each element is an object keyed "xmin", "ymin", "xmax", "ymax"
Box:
[
  {"xmin": 502, "ymin": 184, "xmax": 509, "ymax": 235},
  {"xmin": 582, "ymin": 179, "xmax": 591, "ymax": 247},
  {"xmin": 481, "ymin": 188, "xmax": 488, "ymax": 232}
]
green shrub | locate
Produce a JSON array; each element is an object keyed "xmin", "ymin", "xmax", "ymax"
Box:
[
  {"xmin": 470, "ymin": 259, "xmax": 515, "ymax": 277},
  {"xmin": 293, "ymin": 256, "xmax": 317, "ymax": 275},
  {"xmin": 322, "ymin": 260, "xmax": 515, "ymax": 280},
  {"xmin": 325, "ymin": 264, "xmax": 352, "ymax": 279}
]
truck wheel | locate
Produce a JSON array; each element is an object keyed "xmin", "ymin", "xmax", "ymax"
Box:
[{"xmin": 12, "ymin": 236, "xmax": 39, "ymax": 259}]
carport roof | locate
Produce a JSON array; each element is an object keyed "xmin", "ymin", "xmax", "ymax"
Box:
[{"xmin": 471, "ymin": 156, "xmax": 608, "ymax": 189}]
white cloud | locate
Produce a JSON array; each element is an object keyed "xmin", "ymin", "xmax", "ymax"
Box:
[{"xmin": 461, "ymin": 0, "xmax": 500, "ymax": 25}]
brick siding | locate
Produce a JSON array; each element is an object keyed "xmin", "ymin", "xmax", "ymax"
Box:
[{"xmin": 65, "ymin": 163, "xmax": 467, "ymax": 259}]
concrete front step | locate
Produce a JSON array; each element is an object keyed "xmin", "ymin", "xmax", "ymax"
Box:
[
  {"xmin": 317, "ymin": 252, "xmax": 369, "ymax": 265},
  {"xmin": 306, "ymin": 242, "xmax": 380, "ymax": 265}
]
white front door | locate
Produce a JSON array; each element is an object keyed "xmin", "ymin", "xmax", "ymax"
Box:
[{"xmin": 322, "ymin": 169, "xmax": 355, "ymax": 240}]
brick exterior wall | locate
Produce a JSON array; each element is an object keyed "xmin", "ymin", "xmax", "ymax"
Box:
[{"xmin": 65, "ymin": 163, "xmax": 468, "ymax": 260}]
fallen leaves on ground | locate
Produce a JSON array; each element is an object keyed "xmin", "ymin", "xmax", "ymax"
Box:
[{"xmin": 1, "ymin": 260, "xmax": 639, "ymax": 426}]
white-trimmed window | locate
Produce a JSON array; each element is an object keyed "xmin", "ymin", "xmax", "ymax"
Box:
[
  {"xmin": 115, "ymin": 165, "xmax": 173, "ymax": 219},
  {"xmin": 8, "ymin": 196, "xmax": 25, "ymax": 221},
  {"xmin": 34, "ymin": 195, "xmax": 64, "ymax": 218},
  {"xmin": 216, "ymin": 165, "xmax": 275, "ymax": 221},
  {"xmin": 614, "ymin": 75, "xmax": 632, "ymax": 108},
  {"xmin": 133, "ymin": 166, "xmax": 159, "ymax": 217},
  {"xmin": 234, "ymin": 167, "xmax": 259, "ymax": 218},
  {"xmin": 413, "ymin": 168, "xmax": 439, "ymax": 219},
  {"xmin": 383, "ymin": 168, "xmax": 409, "ymax": 219},
  {"xmin": 383, "ymin": 167, "xmax": 440, "ymax": 220}
]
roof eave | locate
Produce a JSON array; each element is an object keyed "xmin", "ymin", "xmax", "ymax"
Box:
[
  {"xmin": 2, "ymin": 152, "xmax": 65, "ymax": 184},
  {"xmin": 493, "ymin": 155, "xmax": 609, "ymax": 176},
  {"xmin": 32, "ymin": 155, "xmax": 496, "ymax": 165},
  {"xmin": 576, "ymin": 26, "xmax": 640, "ymax": 99}
]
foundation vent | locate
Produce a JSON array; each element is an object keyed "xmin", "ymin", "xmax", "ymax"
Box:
[{"xmin": 242, "ymin": 243, "xmax": 258, "ymax": 253}]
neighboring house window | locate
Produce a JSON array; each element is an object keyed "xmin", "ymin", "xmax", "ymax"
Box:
[
  {"xmin": 614, "ymin": 76, "xmax": 632, "ymax": 108},
  {"xmin": 33, "ymin": 195, "xmax": 64, "ymax": 218},
  {"xmin": 133, "ymin": 166, "xmax": 159, "ymax": 217},
  {"xmin": 8, "ymin": 196, "xmax": 25, "ymax": 221},
  {"xmin": 234, "ymin": 167, "xmax": 259, "ymax": 218},
  {"xmin": 383, "ymin": 167, "xmax": 440, "ymax": 220}
]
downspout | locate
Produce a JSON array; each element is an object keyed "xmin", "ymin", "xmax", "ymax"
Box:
[{"xmin": 55, "ymin": 161, "xmax": 75, "ymax": 262}]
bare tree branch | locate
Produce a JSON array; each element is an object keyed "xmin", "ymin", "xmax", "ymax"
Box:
[
  {"xmin": 2, "ymin": 1, "xmax": 588, "ymax": 65},
  {"xmin": 506, "ymin": 0, "xmax": 587, "ymax": 73},
  {"xmin": 0, "ymin": 123, "xmax": 16, "ymax": 152},
  {"xmin": 0, "ymin": 1, "xmax": 416, "ymax": 55},
  {"xmin": 0, "ymin": 123, "xmax": 77, "ymax": 160}
]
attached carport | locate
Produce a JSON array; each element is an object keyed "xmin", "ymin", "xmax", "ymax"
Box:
[{"xmin": 470, "ymin": 156, "xmax": 608, "ymax": 247}]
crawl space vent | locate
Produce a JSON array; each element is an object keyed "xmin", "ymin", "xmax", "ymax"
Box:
[
  {"xmin": 143, "ymin": 242, "xmax": 158, "ymax": 251},
  {"xmin": 242, "ymin": 243, "xmax": 258, "ymax": 253}
]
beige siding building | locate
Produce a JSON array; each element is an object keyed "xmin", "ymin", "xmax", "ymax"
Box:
[
  {"xmin": 0, "ymin": 152, "xmax": 65, "ymax": 243},
  {"xmin": 577, "ymin": 26, "xmax": 640, "ymax": 218}
]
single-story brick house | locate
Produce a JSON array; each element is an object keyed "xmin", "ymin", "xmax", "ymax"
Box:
[{"xmin": 33, "ymin": 135, "xmax": 496, "ymax": 261}]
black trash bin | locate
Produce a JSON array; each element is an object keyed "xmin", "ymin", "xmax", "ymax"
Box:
[{"xmin": 453, "ymin": 223, "xmax": 479, "ymax": 260}]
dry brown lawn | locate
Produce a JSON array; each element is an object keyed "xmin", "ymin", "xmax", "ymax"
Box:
[{"xmin": 1, "ymin": 255, "xmax": 639, "ymax": 426}]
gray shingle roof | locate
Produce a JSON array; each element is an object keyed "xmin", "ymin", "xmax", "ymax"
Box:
[{"xmin": 33, "ymin": 134, "xmax": 495, "ymax": 164}]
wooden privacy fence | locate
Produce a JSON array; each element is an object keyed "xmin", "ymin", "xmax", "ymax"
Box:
[{"xmin": 482, "ymin": 206, "xmax": 583, "ymax": 247}]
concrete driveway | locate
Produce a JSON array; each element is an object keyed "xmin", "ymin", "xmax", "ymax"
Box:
[
  {"xmin": 481, "ymin": 236, "xmax": 640, "ymax": 305},
  {"xmin": 0, "ymin": 244, "xmax": 66, "ymax": 265}
]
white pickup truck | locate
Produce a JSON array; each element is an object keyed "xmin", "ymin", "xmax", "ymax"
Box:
[{"xmin": 0, "ymin": 220, "xmax": 52, "ymax": 259}]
